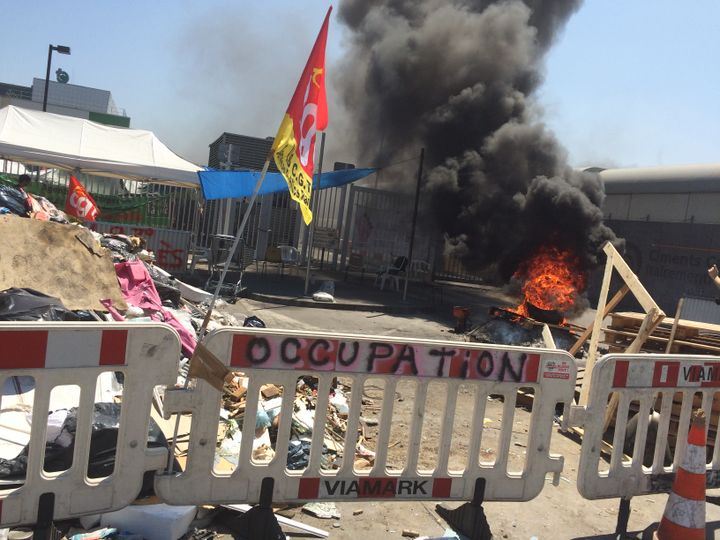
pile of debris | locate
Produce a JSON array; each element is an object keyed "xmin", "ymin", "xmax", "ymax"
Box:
[
  {"xmin": 215, "ymin": 376, "xmax": 373, "ymax": 472},
  {"xmin": 467, "ymin": 306, "xmax": 583, "ymax": 352},
  {"xmin": 0, "ymin": 213, "xmax": 388, "ymax": 539},
  {"xmin": 0, "ymin": 214, "xmax": 249, "ymax": 538}
]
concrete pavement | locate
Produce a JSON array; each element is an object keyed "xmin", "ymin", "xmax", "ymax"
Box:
[{"xmin": 181, "ymin": 265, "xmax": 519, "ymax": 323}]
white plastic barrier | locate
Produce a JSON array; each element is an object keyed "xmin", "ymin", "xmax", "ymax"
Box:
[
  {"xmin": 0, "ymin": 323, "xmax": 180, "ymax": 527},
  {"xmin": 578, "ymin": 353, "xmax": 720, "ymax": 500},
  {"xmin": 156, "ymin": 328, "xmax": 577, "ymax": 505}
]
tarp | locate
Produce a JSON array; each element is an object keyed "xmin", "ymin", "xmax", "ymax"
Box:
[
  {"xmin": 0, "ymin": 105, "xmax": 202, "ymax": 187},
  {"xmin": 198, "ymin": 167, "xmax": 376, "ymax": 200}
]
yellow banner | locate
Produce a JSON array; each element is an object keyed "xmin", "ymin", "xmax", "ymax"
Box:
[{"xmin": 272, "ymin": 114, "xmax": 313, "ymax": 225}]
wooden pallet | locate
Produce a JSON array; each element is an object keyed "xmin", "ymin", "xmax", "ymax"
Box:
[{"xmin": 605, "ymin": 311, "xmax": 720, "ymax": 355}]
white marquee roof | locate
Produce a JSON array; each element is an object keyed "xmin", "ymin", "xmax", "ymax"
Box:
[{"xmin": 0, "ymin": 105, "xmax": 201, "ymax": 187}]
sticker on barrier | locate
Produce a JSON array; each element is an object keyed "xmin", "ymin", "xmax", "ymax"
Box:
[
  {"xmin": 155, "ymin": 328, "xmax": 577, "ymax": 506},
  {"xmin": 578, "ymin": 353, "xmax": 720, "ymax": 500},
  {"xmin": 0, "ymin": 322, "xmax": 180, "ymax": 528}
]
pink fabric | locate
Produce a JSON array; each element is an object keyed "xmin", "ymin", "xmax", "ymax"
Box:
[
  {"xmin": 100, "ymin": 299, "xmax": 125, "ymax": 321},
  {"xmin": 114, "ymin": 260, "xmax": 196, "ymax": 356}
]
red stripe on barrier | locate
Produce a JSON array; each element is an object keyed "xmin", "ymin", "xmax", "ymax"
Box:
[
  {"xmin": 298, "ymin": 478, "xmax": 320, "ymax": 499},
  {"xmin": 0, "ymin": 331, "xmax": 47, "ymax": 368},
  {"xmin": 99, "ymin": 330, "xmax": 128, "ymax": 366},
  {"xmin": 652, "ymin": 362, "xmax": 679, "ymax": 387},
  {"xmin": 432, "ymin": 478, "xmax": 452, "ymax": 498},
  {"xmin": 612, "ymin": 360, "xmax": 629, "ymax": 387},
  {"xmin": 525, "ymin": 354, "xmax": 540, "ymax": 383},
  {"xmin": 700, "ymin": 361, "xmax": 720, "ymax": 387},
  {"xmin": 358, "ymin": 478, "xmax": 397, "ymax": 498},
  {"xmin": 231, "ymin": 335, "xmax": 256, "ymax": 368}
]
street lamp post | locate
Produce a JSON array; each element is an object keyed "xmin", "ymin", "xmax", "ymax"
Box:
[{"xmin": 43, "ymin": 44, "xmax": 71, "ymax": 112}]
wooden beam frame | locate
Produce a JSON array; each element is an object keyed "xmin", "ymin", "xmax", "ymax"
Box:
[{"xmin": 577, "ymin": 242, "xmax": 665, "ymax": 407}]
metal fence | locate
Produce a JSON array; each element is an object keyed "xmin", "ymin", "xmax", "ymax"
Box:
[
  {"xmin": 0, "ymin": 160, "xmax": 199, "ymax": 232},
  {"xmin": 0, "ymin": 158, "xmax": 485, "ymax": 281}
]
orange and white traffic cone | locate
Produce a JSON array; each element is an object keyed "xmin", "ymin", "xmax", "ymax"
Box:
[{"xmin": 654, "ymin": 409, "xmax": 707, "ymax": 540}]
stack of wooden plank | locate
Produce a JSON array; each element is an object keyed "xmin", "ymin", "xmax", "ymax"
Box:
[
  {"xmin": 663, "ymin": 393, "xmax": 720, "ymax": 456},
  {"xmin": 603, "ymin": 311, "xmax": 720, "ymax": 457},
  {"xmin": 603, "ymin": 311, "xmax": 720, "ymax": 355}
]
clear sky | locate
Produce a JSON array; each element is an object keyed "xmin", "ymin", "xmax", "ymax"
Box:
[{"xmin": 1, "ymin": 1, "xmax": 718, "ymax": 168}]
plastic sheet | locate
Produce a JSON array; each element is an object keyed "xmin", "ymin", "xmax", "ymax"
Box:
[
  {"xmin": 145, "ymin": 263, "xmax": 181, "ymax": 307},
  {"xmin": 0, "ymin": 288, "xmax": 95, "ymax": 322},
  {"xmin": 115, "ymin": 261, "xmax": 196, "ymax": 356},
  {"xmin": 243, "ymin": 316, "xmax": 266, "ymax": 328},
  {"xmin": 0, "ymin": 186, "xmax": 29, "ymax": 217},
  {"xmin": 0, "ymin": 403, "xmax": 170, "ymax": 497},
  {"xmin": 286, "ymin": 440, "xmax": 331, "ymax": 470}
]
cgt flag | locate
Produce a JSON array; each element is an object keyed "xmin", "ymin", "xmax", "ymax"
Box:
[
  {"xmin": 65, "ymin": 175, "xmax": 100, "ymax": 221},
  {"xmin": 272, "ymin": 7, "xmax": 331, "ymax": 225}
]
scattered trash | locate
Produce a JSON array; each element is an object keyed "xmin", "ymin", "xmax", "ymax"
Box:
[
  {"xmin": 69, "ymin": 527, "xmax": 117, "ymax": 540},
  {"xmin": 329, "ymin": 389, "xmax": 349, "ymax": 417},
  {"xmin": 115, "ymin": 260, "xmax": 197, "ymax": 356},
  {"xmin": 415, "ymin": 529, "xmax": 465, "ymax": 540},
  {"xmin": 402, "ymin": 529, "xmax": 420, "ymax": 538},
  {"xmin": 313, "ymin": 280, "xmax": 335, "ymax": 302},
  {"xmin": 243, "ymin": 315, "xmax": 266, "ymax": 328},
  {"xmin": 0, "ymin": 185, "xmax": 29, "ymax": 217},
  {"xmin": 100, "ymin": 504, "xmax": 197, "ymax": 540},
  {"xmin": 222, "ymin": 504, "xmax": 329, "ymax": 538},
  {"xmin": 0, "ymin": 403, "xmax": 170, "ymax": 498},
  {"xmin": 0, "ymin": 288, "xmax": 94, "ymax": 322},
  {"xmin": 302, "ymin": 501, "xmax": 341, "ymax": 519}
]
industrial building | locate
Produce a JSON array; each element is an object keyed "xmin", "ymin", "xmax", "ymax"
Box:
[
  {"xmin": 598, "ymin": 163, "xmax": 720, "ymax": 314},
  {"xmin": 0, "ymin": 77, "xmax": 129, "ymax": 127}
]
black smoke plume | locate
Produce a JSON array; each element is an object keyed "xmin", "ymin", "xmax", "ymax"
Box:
[{"xmin": 336, "ymin": 0, "xmax": 620, "ymax": 281}]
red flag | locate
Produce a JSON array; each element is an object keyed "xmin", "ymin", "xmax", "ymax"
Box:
[
  {"xmin": 65, "ymin": 175, "xmax": 100, "ymax": 221},
  {"xmin": 272, "ymin": 7, "xmax": 331, "ymax": 225}
]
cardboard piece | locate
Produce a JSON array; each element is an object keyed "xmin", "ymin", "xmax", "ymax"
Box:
[
  {"xmin": 188, "ymin": 343, "xmax": 232, "ymax": 392},
  {"xmin": 0, "ymin": 216, "xmax": 126, "ymax": 311}
]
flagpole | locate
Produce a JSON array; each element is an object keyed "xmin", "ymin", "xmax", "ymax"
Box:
[
  {"xmin": 165, "ymin": 150, "xmax": 272, "ymax": 475},
  {"xmin": 304, "ymin": 131, "xmax": 326, "ymax": 296},
  {"xmin": 167, "ymin": 6, "xmax": 332, "ymax": 475},
  {"xmin": 204, "ymin": 152, "xmax": 273, "ymax": 331},
  {"xmin": 402, "ymin": 147, "xmax": 424, "ymax": 301}
]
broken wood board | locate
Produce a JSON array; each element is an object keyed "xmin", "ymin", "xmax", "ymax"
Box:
[{"xmin": 0, "ymin": 215, "xmax": 126, "ymax": 311}]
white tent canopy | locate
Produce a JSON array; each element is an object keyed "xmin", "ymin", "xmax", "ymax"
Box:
[{"xmin": 0, "ymin": 105, "xmax": 202, "ymax": 187}]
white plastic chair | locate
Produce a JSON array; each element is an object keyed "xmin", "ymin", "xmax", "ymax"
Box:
[{"xmin": 374, "ymin": 255, "xmax": 409, "ymax": 291}]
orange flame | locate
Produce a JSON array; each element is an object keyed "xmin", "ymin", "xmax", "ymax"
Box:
[{"xmin": 512, "ymin": 245, "xmax": 586, "ymax": 320}]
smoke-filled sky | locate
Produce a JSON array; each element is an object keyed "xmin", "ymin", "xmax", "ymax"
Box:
[
  {"xmin": 1, "ymin": 0, "xmax": 718, "ymax": 170},
  {"xmin": 333, "ymin": 0, "xmax": 621, "ymax": 279}
]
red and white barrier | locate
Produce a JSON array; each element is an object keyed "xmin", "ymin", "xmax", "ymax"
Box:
[
  {"xmin": 0, "ymin": 323, "xmax": 180, "ymax": 527},
  {"xmin": 155, "ymin": 327, "xmax": 577, "ymax": 505},
  {"xmin": 577, "ymin": 354, "xmax": 720, "ymax": 500}
]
